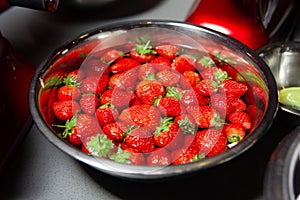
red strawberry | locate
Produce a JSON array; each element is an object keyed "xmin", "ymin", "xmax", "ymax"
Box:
[
  {"xmin": 80, "ymin": 74, "xmax": 109, "ymax": 96},
  {"xmin": 227, "ymin": 111, "xmax": 251, "ymax": 130},
  {"xmin": 223, "ymin": 124, "xmax": 245, "ymax": 143},
  {"xmin": 154, "ymin": 44, "xmax": 179, "ymax": 59},
  {"xmin": 156, "ymin": 68, "xmax": 181, "ymax": 87},
  {"xmin": 219, "ymin": 79, "xmax": 248, "ymax": 98},
  {"xmin": 102, "ymin": 121, "xmax": 128, "ymax": 141},
  {"xmin": 79, "ymin": 93, "xmax": 99, "ymax": 115},
  {"xmin": 108, "ymin": 68, "xmax": 138, "ymax": 90},
  {"xmin": 83, "ymin": 59, "xmax": 110, "ymax": 77},
  {"xmin": 137, "ymin": 63, "xmax": 157, "ymax": 80},
  {"xmin": 171, "ymin": 144, "xmax": 203, "ymax": 165},
  {"xmin": 171, "ymin": 55, "xmax": 196, "ymax": 73},
  {"xmin": 194, "ymin": 79, "xmax": 218, "ymax": 97},
  {"xmin": 180, "ymin": 70, "xmax": 201, "ymax": 89},
  {"xmin": 154, "ymin": 117, "xmax": 183, "ymax": 150},
  {"xmin": 129, "ymin": 40, "xmax": 156, "ymax": 63},
  {"xmin": 52, "ymin": 100, "xmax": 80, "ymax": 121},
  {"xmin": 150, "ymin": 56, "xmax": 171, "ymax": 67},
  {"xmin": 157, "ymin": 96, "xmax": 183, "ymax": 117},
  {"xmin": 110, "ymin": 145, "xmax": 146, "ymax": 165},
  {"xmin": 59, "ymin": 114, "xmax": 102, "ymax": 145},
  {"xmin": 135, "ymin": 79, "xmax": 166, "ymax": 105},
  {"xmin": 194, "ymin": 128, "xmax": 227, "ymax": 157},
  {"xmin": 95, "ymin": 103, "xmax": 119, "ymax": 127},
  {"xmin": 186, "ymin": 106, "xmax": 222, "ymax": 129},
  {"xmin": 118, "ymin": 104, "xmax": 161, "ymax": 131},
  {"xmin": 64, "ymin": 69, "xmax": 86, "ymax": 84},
  {"xmin": 200, "ymin": 66, "xmax": 220, "ymax": 80},
  {"xmin": 100, "ymin": 49, "xmax": 124, "ymax": 64},
  {"xmin": 124, "ymin": 127, "xmax": 156, "ymax": 153},
  {"xmin": 146, "ymin": 148, "xmax": 171, "ymax": 166},
  {"xmin": 180, "ymin": 89, "xmax": 209, "ymax": 107},
  {"xmin": 110, "ymin": 89, "xmax": 136, "ymax": 109},
  {"xmin": 246, "ymin": 104, "xmax": 262, "ymax": 125},
  {"xmin": 110, "ymin": 57, "xmax": 140, "ymax": 74},
  {"xmin": 57, "ymin": 85, "xmax": 81, "ymax": 101}
]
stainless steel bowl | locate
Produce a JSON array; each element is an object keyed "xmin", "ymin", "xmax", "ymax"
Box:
[
  {"xmin": 29, "ymin": 20, "xmax": 278, "ymax": 180},
  {"xmin": 258, "ymin": 41, "xmax": 300, "ymax": 116}
]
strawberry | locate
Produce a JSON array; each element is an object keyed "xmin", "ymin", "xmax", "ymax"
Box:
[
  {"xmin": 227, "ymin": 111, "xmax": 251, "ymax": 130},
  {"xmin": 124, "ymin": 127, "xmax": 156, "ymax": 153},
  {"xmin": 102, "ymin": 121, "xmax": 129, "ymax": 141},
  {"xmin": 100, "ymin": 49, "xmax": 124, "ymax": 64},
  {"xmin": 57, "ymin": 85, "xmax": 81, "ymax": 101},
  {"xmin": 40, "ymin": 87, "xmax": 58, "ymax": 124},
  {"xmin": 150, "ymin": 56, "xmax": 171, "ymax": 67},
  {"xmin": 110, "ymin": 89, "xmax": 136, "ymax": 109},
  {"xmin": 108, "ymin": 68, "xmax": 138, "ymax": 90},
  {"xmin": 52, "ymin": 100, "xmax": 80, "ymax": 121},
  {"xmin": 200, "ymin": 66, "xmax": 221, "ymax": 80},
  {"xmin": 171, "ymin": 144, "xmax": 203, "ymax": 165},
  {"xmin": 64, "ymin": 69, "xmax": 86, "ymax": 84},
  {"xmin": 95, "ymin": 103, "xmax": 119, "ymax": 127},
  {"xmin": 212, "ymin": 53, "xmax": 239, "ymax": 80},
  {"xmin": 110, "ymin": 57, "xmax": 140, "ymax": 74},
  {"xmin": 157, "ymin": 96, "xmax": 183, "ymax": 117},
  {"xmin": 135, "ymin": 79, "xmax": 166, "ymax": 105},
  {"xmin": 246, "ymin": 104, "xmax": 262, "ymax": 125},
  {"xmin": 129, "ymin": 40, "xmax": 156, "ymax": 63},
  {"xmin": 58, "ymin": 114, "xmax": 102, "ymax": 145},
  {"xmin": 194, "ymin": 128, "xmax": 227, "ymax": 157},
  {"xmin": 223, "ymin": 124, "xmax": 245, "ymax": 143},
  {"xmin": 154, "ymin": 117, "xmax": 183, "ymax": 150},
  {"xmin": 118, "ymin": 104, "xmax": 161, "ymax": 131},
  {"xmin": 171, "ymin": 55, "xmax": 196, "ymax": 73},
  {"xmin": 196, "ymin": 55, "xmax": 215, "ymax": 71},
  {"xmin": 154, "ymin": 44, "xmax": 179, "ymax": 59},
  {"xmin": 146, "ymin": 148, "xmax": 171, "ymax": 166},
  {"xmin": 156, "ymin": 68, "xmax": 181, "ymax": 87},
  {"xmin": 137, "ymin": 63, "xmax": 157, "ymax": 80},
  {"xmin": 180, "ymin": 70, "xmax": 201, "ymax": 89},
  {"xmin": 186, "ymin": 106, "xmax": 223, "ymax": 129},
  {"xmin": 219, "ymin": 79, "xmax": 248, "ymax": 98},
  {"xmin": 80, "ymin": 74, "xmax": 109, "ymax": 96},
  {"xmin": 180, "ymin": 89, "xmax": 209, "ymax": 107},
  {"xmin": 109, "ymin": 145, "xmax": 146, "ymax": 165},
  {"xmin": 194, "ymin": 79, "xmax": 218, "ymax": 97},
  {"xmin": 83, "ymin": 59, "xmax": 110, "ymax": 77},
  {"xmin": 79, "ymin": 93, "xmax": 99, "ymax": 115}
]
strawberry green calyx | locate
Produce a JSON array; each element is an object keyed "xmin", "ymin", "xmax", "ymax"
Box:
[
  {"xmin": 87, "ymin": 134, "xmax": 114, "ymax": 157},
  {"xmin": 228, "ymin": 135, "xmax": 241, "ymax": 143},
  {"xmin": 214, "ymin": 69, "xmax": 229, "ymax": 83},
  {"xmin": 199, "ymin": 56, "xmax": 215, "ymax": 67},
  {"xmin": 154, "ymin": 117, "xmax": 173, "ymax": 136},
  {"xmin": 214, "ymin": 53, "xmax": 233, "ymax": 64},
  {"xmin": 211, "ymin": 113, "xmax": 224, "ymax": 129},
  {"xmin": 191, "ymin": 153, "xmax": 205, "ymax": 162},
  {"xmin": 165, "ymin": 86, "xmax": 183, "ymax": 99},
  {"xmin": 177, "ymin": 116, "xmax": 197, "ymax": 135},
  {"xmin": 63, "ymin": 76, "xmax": 81, "ymax": 86},
  {"xmin": 109, "ymin": 145, "xmax": 132, "ymax": 164},
  {"xmin": 42, "ymin": 76, "xmax": 63, "ymax": 89},
  {"xmin": 54, "ymin": 115, "xmax": 77, "ymax": 138},
  {"xmin": 135, "ymin": 39, "xmax": 157, "ymax": 55}
]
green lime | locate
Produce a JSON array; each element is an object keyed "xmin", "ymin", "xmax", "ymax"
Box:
[{"xmin": 279, "ymin": 87, "xmax": 300, "ymax": 109}]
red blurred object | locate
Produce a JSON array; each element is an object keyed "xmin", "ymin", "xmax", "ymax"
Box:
[
  {"xmin": 186, "ymin": 0, "xmax": 296, "ymax": 49},
  {"xmin": 0, "ymin": 33, "xmax": 35, "ymax": 174},
  {"xmin": 0, "ymin": 0, "xmax": 59, "ymax": 12}
]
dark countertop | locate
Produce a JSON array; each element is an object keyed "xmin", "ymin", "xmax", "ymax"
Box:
[{"xmin": 0, "ymin": 1, "xmax": 300, "ymax": 199}]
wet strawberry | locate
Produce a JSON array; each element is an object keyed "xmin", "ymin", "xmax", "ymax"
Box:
[
  {"xmin": 196, "ymin": 55, "xmax": 215, "ymax": 71},
  {"xmin": 95, "ymin": 103, "xmax": 119, "ymax": 127},
  {"xmin": 110, "ymin": 57, "xmax": 140, "ymax": 74},
  {"xmin": 157, "ymin": 96, "xmax": 183, "ymax": 117},
  {"xmin": 137, "ymin": 63, "xmax": 157, "ymax": 80},
  {"xmin": 83, "ymin": 59, "xmax": 110, "ymax": 77},
  {"xmin": 52, "ymin": 100, "xmax": 80, "ymax": 121},
  {"xmin": 180, "ymin": 70, "xmax": 201, "ymax": 89},
  {"xmin": 156, "ymin": 68, "xmax": 181, "ymax": 87},
  {"xmin": 57, "ymin": 85, "xmax": 81, "ymax": 101},
  {"xmin": 102, "ymin": 121, "xmax": 128, "ymax": 141},
  {"xmin": 154, "ymin": 117, "xmax": 183, "ymax": 150},
  {"xmin": 124, "ymin": 127, "xmax": 156, "ymax": 153},
  {"xmin": 79, "ymin": 93, "xmax": 99, "ymax": 115},
  {"xmin": 118, "ymin": 104, "xmax": 161, "ymax": 131},
  {"xmin": 110, "ymin": 145, "xmax": 146, "ymax": 165},
  {"xmin": 194, "ymin": 79, "xmax": 218, "ymax": 97},
  {"xmin": 223, "ymin": 124, "xmax": 246, "ymax": 143},
  {"xmin": 100, "ymin": 49, "xmax": 124, "ymax": 64},
  {"xmin": 146, "ymin": 148, "xmax": 171, "ymax": 166},
  {"xmin": 180, "ymin": 89, "xmax": 209, "ymax": 107},
  {"xmin": 155, "ymin": 44, "xmax": 179, "ymax": 59},
  {"xmin": 129, "ymin": 40, "xmax": 156, "ymax": 63},
  {"xmin": 194, "ymin": 128, "xmax": 227, "ymax": 157},
  {"xmin": 135, "ymin": 79, "xmax": 166, "ymax": 105},
  {"xmin": 150, "ymin": 56, "xmax": 171, "ymax": 67},
  {"xmin": 108, "ymin": 68, "xmax": 138, "ymax": 90},
  {"xmin": 64, "ymin": 69, "xmax": 86, "ymax": 84},
  {"xmin": 171, "ymin": 55, "xmax": 196, "ymax": 73},
  {"xmin": 171, "ymin": 144, "xmax": 203, "ymax": 165},
  {"xmin": 219, "ymin": 79, "xmax": 248, "ymax": 98},
  {"xmin": 186, "ymin": 106, "xmax": 222, "ymax": 129},
  {"xmin": 227, "ymin": 111, "xmax": 251, "ymax": 130},
  {"xmin": 80, "ymin": 74, "xmax": 109, "ymax": 96}
]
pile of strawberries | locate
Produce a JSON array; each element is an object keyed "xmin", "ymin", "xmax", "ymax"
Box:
[{"xmin": 39, "ymin": 38, "xmax": 263, "ymax": 166}]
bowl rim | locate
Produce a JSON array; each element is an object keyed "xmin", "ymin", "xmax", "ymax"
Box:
[{"xmin": 29, "ymin": 19, "xmax": 278, "ymax": 179}]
